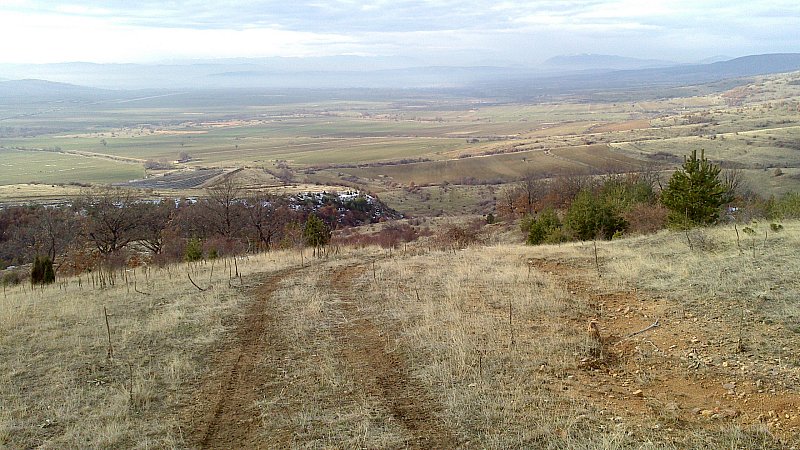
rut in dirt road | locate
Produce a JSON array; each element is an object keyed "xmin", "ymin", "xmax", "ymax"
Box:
[
  {"xmin": 184, "ymin": 267, "xmax": 298, "ymax": 449},
  {"xmin": 330, "ymin": 265, "xmax": 459, "ymax": 449}
]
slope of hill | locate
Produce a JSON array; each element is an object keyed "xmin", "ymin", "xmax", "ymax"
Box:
[
  {"xmin": 611, "ymin": 53, "xmax": 800, "ymax": 85},
  {"xmin": 486, "ymin": 53, "xmax": 800, "ymax": 99},
  {"xmin": 2, "ymin": 221, "xmax": 799, "ymax": 448},
  {"xmin": 0, "ymin": 79, "xmax": 113, "ymax": 103}
]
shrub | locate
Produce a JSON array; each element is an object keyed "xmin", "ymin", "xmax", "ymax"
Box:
[
  {"xmin": 2, "ymin": 270, "xmax": 23, "ymax": 286},
  {"xmin": 303, "ymin": 215, "xmax": 331, "ymax": 249},
  {"xmin": 376, "ymin": 223, "xmax": 418, "ymax": 249},
  {"xmin": 44, "ymin": 259, "xmax": 55, "ymax": 284},
  {"xmin": 185, "ymin": 238, "xmax": 204, "ymax": 262},
  {"xmin": 565, "ymin": 190, "xmax": 627, "ymax": 240},
  {"xmin": 437, "ymin": 222, "xmax": 483, "ymax": 251},
  {"xmin": 767, "ymin": 192, "xmax": 800, "ymax": 220},
  {"xmin": 623, "ymin": 203, "xmax": 669, "ymax": 235},
  {"xmin": 204, "ymin": 236, "xmax": 245, "ymax": 258},
  {"xmin": 598, "ymin": 173, "xmax": 656, "ymax": 210},
  {"xmin": 30, "ymin": 256, "xmax": 55, "ymax": 285},
  {"xmin": 526, "ymin": 208, "xmax": 561, "ymax": 245}
]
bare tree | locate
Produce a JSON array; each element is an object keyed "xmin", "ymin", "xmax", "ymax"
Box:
[
  {"xmin": 78, "ymin": 188, "xmax": 142, "ymax": 255},
  {"xmin": 0, "ymin": 207, "xmax": 39, "ymax": 267},
  {"xmin": 722, "ymin": 168, "xmax": 744, "ymax": 203},
  {"xmin": 37, "ymin": 207, "xmax": 80, "ymax": 264},
  {"xmin": 519, "ymin": 172, "xmax": 546, "ymax": 215},
  {"xmin": 496, "ymin": 186, "xmax": 518, "ymax": 220},
  {"xmin": 544, "ymin": 175, "xmax": 593, "ymax": 209},
  {"xmin": 245, "ymin": 193, "xmax": 287, "ymax": 251},
  {"xmin": 204, "ymin": 177, "xmax": 245, "ymax": 239},
  {"xmin": 133, "ymin": 201, "xmax": 175, "ymax": 255}
]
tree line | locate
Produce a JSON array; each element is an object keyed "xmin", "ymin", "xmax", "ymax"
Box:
[{"xmin": 0, "ymin": 179, "xmax": 394, "ymax": 284}]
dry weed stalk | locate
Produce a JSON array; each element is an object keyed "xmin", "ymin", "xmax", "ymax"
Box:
[{"xmin": 103, "ymin": 305, "xmax": 113, "ymax": 360}]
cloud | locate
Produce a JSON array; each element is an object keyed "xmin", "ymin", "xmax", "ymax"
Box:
[
  {"xmin": 0, "ymin": 10, "xmax": 356, "ymax": 63},
  {"xmin": 1, "ymin": 0, "xmax": 799, "ymax": 64}
]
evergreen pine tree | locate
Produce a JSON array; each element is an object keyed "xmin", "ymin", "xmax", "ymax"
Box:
[
  {"xmin": 30, "ymin": 256, "xmax": 55, "ymax": 285},
  {"xmin": 31, "ymin": 255, "xmax": 44, "ymax": 285},
  {"xmin": 42, "ymin": 257, "xmax": 55, "ymax": 284},
  {"xmin": 185, "ymin": 238, "xmax": 204, "ymax": 262},
  {"xmin": 660, "ymin": 149, "xmax": 731, "ymax": 228},
  {"xmin": 303, "ymin": 215, "xmax": 331, "ymax": 255}
]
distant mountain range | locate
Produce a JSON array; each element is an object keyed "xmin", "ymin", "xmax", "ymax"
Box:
[
  {"xmin": 603, "ymin": 53, "xmax": 800, "ymax": 84},
  {"xmin": 481, "ymin": 53, "xmax": 800, "ymax": 100},
  {"xmin": 1, "ymin": 53, "xmax": 799, "ymax": 101},
  {"xmin": 0, "ymin": 78, "xmax": 115, "ymax": 102},
  {"xmin": 543, "ymin": 54, "xmax": 675, "ymax": 71},
  {"xmin": 0, "ymin": 60, "xmax": 530, "ymax": 90}
]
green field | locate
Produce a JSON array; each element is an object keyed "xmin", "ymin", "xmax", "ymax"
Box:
[
  {"xmin": 339, "ymin": 144, "xmax": 642, "ymax": 186},
  {"xmin": 0, "ymin": 148, "xmax": 144, "ymax": 185}
]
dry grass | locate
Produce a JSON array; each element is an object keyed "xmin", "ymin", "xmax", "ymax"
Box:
[
  {"xmin": 2, "ymin": 225, "xmax": 798, "ymax": 448},
  {"xmin": 255, "ymin": 256, "xmax": 414, "ymax": 448},
  {"xmin": 598, "ymin": 221, "xmax": 800, "ymax": 366},
  {"xmin": 370, "ymin": 247, "xmax": 602, "ymax": 447},
  {"xmin": 0, "ymin": 250, "xmax": 300, "ymax": 448},
  {"xmin": 357, "ymin": 246, "xmax": 786, "ymax": 448}
]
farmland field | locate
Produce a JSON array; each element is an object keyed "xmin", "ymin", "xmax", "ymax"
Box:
[
  {"xmin": 2, "ymin": 71, "xmax": 800, "ymax": 213},
  {"xmin": 0, "ymin": 148, "xmax": 143, "ymax": 185}
]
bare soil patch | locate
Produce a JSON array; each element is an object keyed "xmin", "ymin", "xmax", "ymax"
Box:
[{"xmin": 532, "ymin": 258, "xmax": 800, "ymax": 443}]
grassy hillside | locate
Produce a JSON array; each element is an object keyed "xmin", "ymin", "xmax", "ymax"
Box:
[{"xmin": 2, "ymin": 221, "xmax": 799, "ymax": 448}]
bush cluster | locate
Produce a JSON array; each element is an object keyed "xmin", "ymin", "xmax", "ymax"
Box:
[
  {"xmin": 514, "ymin": 149, "xmax": 800, "ymax": 246},
  {"xmin": 512, "ymin": 173, "xmax": 657, "ymax": 243}
]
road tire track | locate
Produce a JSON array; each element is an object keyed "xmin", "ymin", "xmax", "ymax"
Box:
[
  {"xmin": 329, "ymin": 264, "xmax": 458, "ymax": 449},
  {"xmin": 183, "ymin": 267, "xmax": 298, "ymax": 449}
]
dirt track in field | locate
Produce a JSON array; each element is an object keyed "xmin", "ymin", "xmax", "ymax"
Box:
[
  {"xmin": 328, "ymin": 264, "xmax": 458, "ymax": 448},
  {"xmin": 183, "ymin": 268, "xmax": 298, "ymax": 449},
  {"xmin": 183, "ymin": 261, "xmax": 456, "ymax": 448}
]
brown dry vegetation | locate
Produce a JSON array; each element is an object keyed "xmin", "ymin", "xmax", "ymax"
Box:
[
  {"xmin": 3, "ymin": 221, "xmax": 800, "ymax": 448},
  {"xmin": 0, "ymin": 251, "xmax": 302, "ymax": 448}
]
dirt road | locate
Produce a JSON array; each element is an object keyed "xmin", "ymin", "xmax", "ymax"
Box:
[
  {"xmin": 183, "ymin": 261, "xmax": 456, "ymax": 448},
  {"xmin": 184, "ymin": 267, "xmax": 298, "ymax": 449}
]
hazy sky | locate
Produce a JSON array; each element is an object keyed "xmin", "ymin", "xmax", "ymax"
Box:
[{"xmin": 1, "ymin": 0, "xmax": 798, "ymax": 65}]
